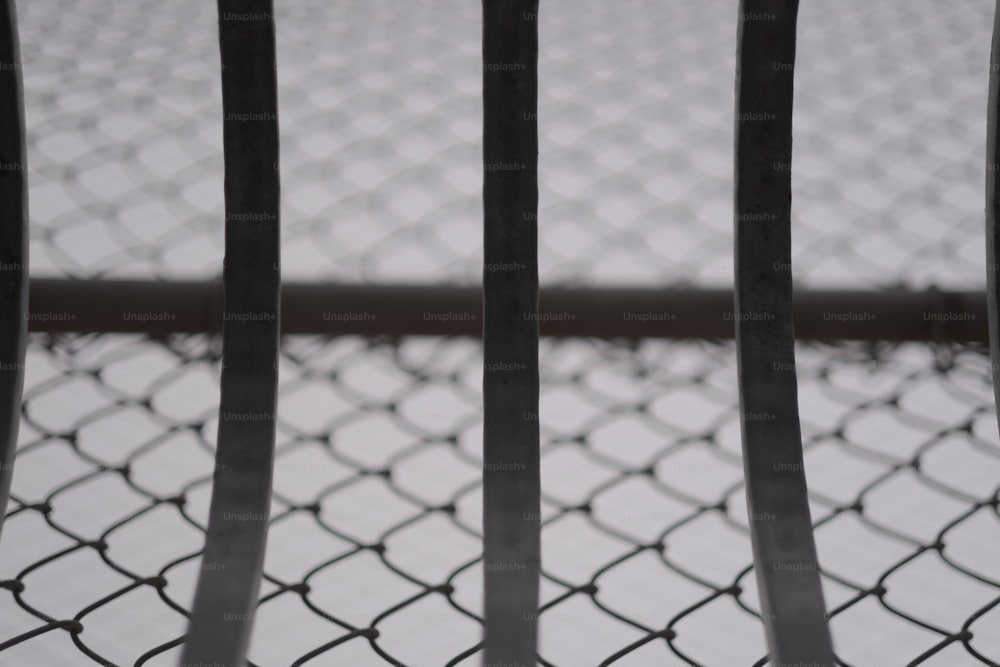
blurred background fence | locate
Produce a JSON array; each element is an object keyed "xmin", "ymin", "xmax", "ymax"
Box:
[{"xmin": 1, "ymin": 0, "xmax": 999, "ymax": 665}]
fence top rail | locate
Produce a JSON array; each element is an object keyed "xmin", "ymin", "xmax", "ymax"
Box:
[{"xmin": 21, "ymin": 278, "xmax": 991, "ymax": 342}]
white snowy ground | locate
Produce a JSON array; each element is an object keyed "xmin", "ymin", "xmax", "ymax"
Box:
[{"xmin": 1, "ymin": 1, "xmax": 999, "ymax": 665}]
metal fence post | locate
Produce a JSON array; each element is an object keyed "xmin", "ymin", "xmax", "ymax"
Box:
[
  {"xmin": 0, "ymin": 0, "xmax": 28, "ymax": 543},
  {"xmin": 482, "ymin": 1, "xmax": 541, "ymax": 665},
  {"xmin": 180, "ymin": 1, "xmax": 281, "ymax": 665},
  {"xmin": 734, "ymin": 1, "xmax": 836, "ymax": 664}
]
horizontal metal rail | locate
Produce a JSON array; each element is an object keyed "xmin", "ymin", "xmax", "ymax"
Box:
[
  {"xmin": 24, "ymin": 279, "xmax": 989, "ymax": 341},
  {"xmin": 0, "ymin": 0, "xmax": 28, "ymax": 542}
]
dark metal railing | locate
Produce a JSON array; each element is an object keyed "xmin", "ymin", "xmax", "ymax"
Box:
[
  {"xmin": 3, "ymin": 0, "xmax": 1000, "ymax": 665},
  {"xmin": 481, "ymin": 1, "xmax": 542, "ymax": 664},
  {"xmin": 983, "ymin": 9, "xmax": 1000, "ymax": 666},
  {"xmin": 179, "ymin": 1, "xmax": 281, "ymax": 665},
  {"xmin": 0, "ymin": 0, "xmax": 28, "ymax": 543},
  {"xmin": 988, "ymin": 1, "xmax": 1000, "ymax": 443},
  {"xmin": 733, "ymin": 1, "xmax": 835, "ymax": 663}
]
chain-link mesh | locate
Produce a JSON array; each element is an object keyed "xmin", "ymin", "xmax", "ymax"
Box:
[
  {"xmin": 1, "ymin": 336, "xmax": 999, "ymax": 665},
  {"xmin": 18, "ymin": 0, "xmax": 996, "ymax": 289},
  {"xmin": 2, "ymin": 0, "xmax": 1000, "ymax": 665}
]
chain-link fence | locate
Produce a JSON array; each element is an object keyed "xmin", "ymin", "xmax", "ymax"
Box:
[
  {"xmin": 2, "ymin": 0, "xmax": 1000, "ymax": 665},
  {"xmin": 17, "ymin": 0, "xmax": 995, "ymax": 289},
  {"xmin": 2, "ymin": 335, "xmax": 999, "ymax": 665}
]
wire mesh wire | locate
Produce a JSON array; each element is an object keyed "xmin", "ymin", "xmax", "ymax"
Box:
[{"xmin": 2, "ymin": 0, "xmax": 1000, "ymax": 665}]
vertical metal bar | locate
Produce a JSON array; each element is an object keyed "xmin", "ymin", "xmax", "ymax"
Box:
[
  {"xmin": 734, "ymin": 1, "xmax": 836, "ymax": 664},
  {"xmin": 986, "ymin": 1, "xmax": 1000, "ymax": 447},
  {"xmin": 481, "ymin": 1, "xmax": 541, "ymax": 665},
  {"xmin": 180, "ymin": 1, "xmax": 280, "ymax": 665},
  {"xmin": 0, "ymin": 0, "xmax": 27, "ymax": 542}
]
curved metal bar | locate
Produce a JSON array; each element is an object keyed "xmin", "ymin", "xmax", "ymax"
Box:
[
  {"xmin": 481, "ymin": 1, "xmax": 541, "ymax": 664},
  {"xmin": 179, "ymin": 1, "xmax": 281, "ymax": 665},
  {"xmin": 0, "ymin": 0, "xmax": 28, "ymax": 542},
  {"xmin": 986, "ymin": 1, "xmax": 1000, "ymax": 451},
  {"xmin": 734, "ymin": 1, "xmax": 836, "ymax": 663}
]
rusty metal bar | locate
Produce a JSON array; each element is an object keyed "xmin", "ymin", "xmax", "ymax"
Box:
[
  {"xmin": 734, "ymin": 1, "xmax": 836, "ymax": 664},
  {"xmin": 481, "ymin": 0, "xmax": 541, "ymax": 664},
  {"xmin": 24, "ymin": 278, "xmax": 988, "ymax": 342},
  {"xmin": 0, "ymin": 0, "xmax": 27, "ymax": 542},
  {"xmin": 180, "ymin": 2, "xmax": 281, "ymax": 665}
]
